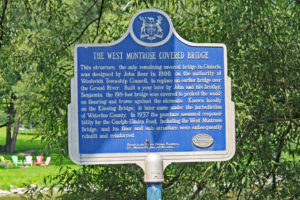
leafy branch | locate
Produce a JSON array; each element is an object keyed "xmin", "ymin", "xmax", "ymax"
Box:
[
  {"xmin": 92, "ymin": 0, "xmax": 105, "ymax": 43},
  {"xmin": 59, "ymin": 0, "xmax": 105, "ymax": 53},
  {"xmin": 0, "ymin": 0, "xmax": 8, "ymax": 49}
]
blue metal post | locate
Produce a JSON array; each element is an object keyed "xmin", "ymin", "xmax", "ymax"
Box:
[{"xmin": 147, "ymin": 183, "xmax": 162, "ymax": 200}]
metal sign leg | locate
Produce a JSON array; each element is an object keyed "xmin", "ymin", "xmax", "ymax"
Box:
[
  {"xmin": 147, "ymin": 183, "xmax": 162, "ymax": 200},
  {"xmin": 144, "ymin": 154, "xmax": 164, "ymax": 200}
]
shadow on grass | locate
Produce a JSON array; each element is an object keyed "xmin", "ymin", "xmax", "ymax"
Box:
[{"xmin": 18, "ymin": 132, "xmax": 37, "ymax": 136}]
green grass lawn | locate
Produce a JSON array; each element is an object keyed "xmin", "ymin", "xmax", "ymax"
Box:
[
  {"xmin": 0, "ymin": 127, "xmax": 41, "ymax": 153},
  {"xmin": 0, "ymin": 166, "xmax": 60, "ymax": 190},
  {"xmin": 0, "ymin": 127, "xmax": 78, "ymax": 191}
]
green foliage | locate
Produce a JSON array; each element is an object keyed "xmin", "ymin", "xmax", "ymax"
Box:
[
  {"xmin": 0, "ymin": 0, "xmax": 299, "ymax": 199},
  {"xmin": 0, "ymin": 110, "xmax": 6, "ymax": 124}
]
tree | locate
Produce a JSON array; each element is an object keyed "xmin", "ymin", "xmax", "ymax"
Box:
[
  {"xmin": 2, "ymin": 0, "xmax": 299, "ymax": 199},
  {"xmin": 0, "ymin": 0, "xmax": 21, "ymax": 153}
]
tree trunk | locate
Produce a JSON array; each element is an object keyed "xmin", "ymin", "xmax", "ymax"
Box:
[
  {"xmin": 9, "ymin": 113, "xmax": 19, "ymax": 153},
  {"xmin": 5, "ymin": 100, "xmax": 14, "ymax": 152},
  {"xmin": 5, "ymin": 93, "xmax": 16, "ymax": 153}
]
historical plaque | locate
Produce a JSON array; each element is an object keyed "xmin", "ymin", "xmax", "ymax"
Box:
[{"xmin": 68, "ymin": 9, "xmax": 235, "ymax": 167}]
